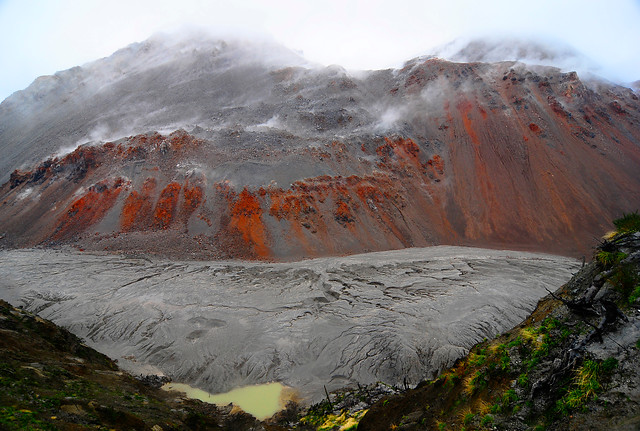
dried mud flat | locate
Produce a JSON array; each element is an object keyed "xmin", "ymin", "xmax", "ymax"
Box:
[{"xmin": 0, "ymin": 246, "xmax": 579, "ymax": 402}]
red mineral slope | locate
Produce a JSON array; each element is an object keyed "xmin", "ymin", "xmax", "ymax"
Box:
[
  {"xmin": 180, "ymin": 181, "xmax": 204, "ymax": 227},
  {"xmin": 0, "ymin": 131, "xmax": 203, "ymax": 250},
  {"xmin": 52, "ymin": 178, "xmax": 126, "ymax": 242},
  {"xmin": 1, "ymin": 57, "xmax": 639, "ymax": 260},
  {"xmin": 121, "ymin": 178, "xmax": 157, "ymax": 232},
  {"xmin": 227, "ymin": 188, "xmax": 270, "ymax": 259},
  {"xmin": 152, "ymin": 182, "xmax": 182, "ymax": 230}
]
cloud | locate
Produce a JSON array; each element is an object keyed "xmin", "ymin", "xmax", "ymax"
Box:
[
  {"xmin": 1, "ymin": 0, "xmax": 639, "ymax": 102},
  {"xmin": 431, "ymin": 35, "xmax": 604, "ymax": 80}
]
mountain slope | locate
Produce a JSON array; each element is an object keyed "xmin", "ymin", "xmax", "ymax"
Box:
[
  {"xmin": 0, "ymin": 299, "xmax": 269, "ymax": 430},
  {"xmin": 1, "ymin": 36, "xmax": 639, "ymax": 260},
  {"xmin": 357, "ymin": 217, "xmax": 640, "ymax": 430}
]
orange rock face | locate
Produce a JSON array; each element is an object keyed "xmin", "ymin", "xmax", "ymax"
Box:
[
  {"xmin": 227, "ymin": 188, "xmax": 270, "ymax": 259},
  {"xmin": 1, "ymin": 59, "xmax": 640, "ymax": 261},
  {"xmin": 121, "ymin": 178, "xmax": 157, "ymax": 232},
  {"xmin": 152, "ymin": 182, "xmax": 182, "ymax": 230},
  {"xmin": 181, "ymin": 182, "xmax": 204, "ymax": 225},
  {"xmin": 52, "ymin": 178, "xmax": 126, "ymax": 241}
]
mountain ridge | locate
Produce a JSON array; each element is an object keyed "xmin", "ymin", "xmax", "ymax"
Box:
[{"xmin": 1, "ymin": 35, "xmax": 639, "ymax": 260}]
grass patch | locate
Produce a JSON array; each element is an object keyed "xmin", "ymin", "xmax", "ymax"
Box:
[
  {"xmin": 300, "ymin": 400, "xmax": 333, "ymax": 427},
  {"xmin": 518, "ymin": 318, "xmax": 565, "ymax": 370},
  {"xmin": 556, "ymin": 358, "xmax": 618, "ymax": 415},
  {"xmin": 316, "ymin": 410, "xmax": 367, "ymax": 431},
  {"xmin": 517, "ymin": 373, "xmax": 529, "ymax": 387},
  {"xmin": 490, "ymin": 388, "xmax": 518, "ymax": 414},
  {"xmin": 0, "ymin": 407, "xmax": 55, "ymax": 431},
  {"xmin": 613, "ymin": 211, "xmax": 640, "ymax": 234},
  {"xmin": 628, "ymin": 285, "xmax": 640, "ymax": 304},
  {"xmin": 480, "ymin": 414, "xmax": 494, "ymax": 426},
  {"xmin": 469, "ymin": 349, "xmax": 488, "ymax": 367},
  {"xmin": 462, "ymin": 412, "xmax": 475, "ymax": 425},
  {"xmin": 595, "ymin": 250, "xmax": 627, "ymax": 268},
  {"xmin": 609, "ymin": 263, "xmax": 640, "ymax": 302},
  {"xmin": 464, "ymin": 369, "xmax": 489, "ymax": 395},
  {"xmin": 442, "ymin": 372, "xmax": 460, "ymax": 391}
]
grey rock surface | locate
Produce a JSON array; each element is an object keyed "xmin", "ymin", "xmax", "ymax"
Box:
[{"xmin": 0, "ymin": 246, "xmax": 579, "ymax": 401}]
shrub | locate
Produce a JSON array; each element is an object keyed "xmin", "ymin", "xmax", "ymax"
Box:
[
  {"xmin": 613, "ymin": 211, "xmax": 640, "ymax": 233},
  {"xmin": 595, "ymin": 250, "xmax": 627, "ymax": 268},
  {"xmin": 556, "ymin": 358, "xmax": 617, "ymax": 414},
  {"xmin": 517, "ymin": 373, "xmax": 529, "ymax": 387},
  {"xmin": 628, "ymin": 286, "xmax": 640, "ymax": 305},
  {"xmin": 467, "ymin": 370, "xmax": 488, "ymax": 393},
  {"xmin": 610, "ymin": 263, "xmax": 639, "ymax": 300},
  {"xmin": 462, "ymin": 412, "xmax": 475, "ymax": 425},
  {"xmin": 481, "ymin": 414, "xmax": 494, "ymax": 426},
  {"xmin": 495, "ymin": 389, "xmax": 518, "ymax": 413},
  {"xmin": 469, "ymin": 351, "xmax": 487, "ymax": 367},
  {"xmin": 507, "ymin": 337, "xmax": 523, "ymax": 348}
]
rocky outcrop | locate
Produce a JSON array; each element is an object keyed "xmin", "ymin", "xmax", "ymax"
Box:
[
  {"xmin": 357, "ymin": 216, "xmax": 640, "ymax": 431},
  {"xmin": 1, "ymin": 36, "xmax": 640, "ymax": 260}
]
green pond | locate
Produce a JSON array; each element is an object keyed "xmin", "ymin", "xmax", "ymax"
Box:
[{"xmin": 162, "ymin": 381, "xmax": 292, "ymax": 420}]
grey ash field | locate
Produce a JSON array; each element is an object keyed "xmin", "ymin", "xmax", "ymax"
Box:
[{"xmin": 0, "ymin": 246, "xmax": 578, "ymax": 403}]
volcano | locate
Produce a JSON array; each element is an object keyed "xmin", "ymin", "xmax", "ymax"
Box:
[{"xmin": 1, "ymin": 34, "xmax": 639, "ymax": 260}]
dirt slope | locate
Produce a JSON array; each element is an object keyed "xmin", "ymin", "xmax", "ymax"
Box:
[
  {"xmin": 1, "ymin": 36, "xmax": 639, "ymax": 260},
  {"xmin": 0, "ymin": 299, "xmax": 271, "ymax": 430}
]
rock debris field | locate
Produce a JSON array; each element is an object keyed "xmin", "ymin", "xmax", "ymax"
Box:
[{"xmin": 0, "ymin": 246, "xmax": 579, "ymax": 402}]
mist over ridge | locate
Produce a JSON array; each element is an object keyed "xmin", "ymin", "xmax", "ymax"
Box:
[
  {"xmin": 428, "ymin": 35, "xmax": 605, "ymax": 80},
  {"xmin": 1, "ymin": 31, "xmax": 639, "ymax": 261}
]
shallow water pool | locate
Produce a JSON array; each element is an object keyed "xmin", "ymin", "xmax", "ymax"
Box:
[{"xmin": 162, "ymin": 381, "xmax": 293, "ymax": 420}]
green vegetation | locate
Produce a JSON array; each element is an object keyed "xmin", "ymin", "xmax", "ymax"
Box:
[
  {"xmin": 310, "ymin": 410, "xmax": 366, "ymax": 431},
  {"xmin": 468, "ymin": 349, "xmax": 488, "ymax": 367},
  {"xmin": 467, "ymin": 369, "xmax": 489, "ymax": 394},
  {"xmin": 0, "ymin": 299, "xmax": 270, "ymax": 431},
  {"xmin": 299, "ymin": 400, "xmax": 333, "ymax": 427},
  {"xmin": 0, "ymin": 407, "xmax": 56, "ymax": 431},
  {"xmin": 517, "ymin": 373, "xmax": 529, "ymax": 387},
  {"xmin": 363, "ymin": 213, "xmax": 639, "ymax": 431},
  {"xmin": 298, "ymin": 388, "xmax": 374, "ymax": 430},
  {"xmin": 520, "ymin": 318, "xmax": 563, "ymax": 370},
  {"xmin": 442, "ymin": 372, "xmax": 460, "ymax": 391},
  {"xmin": 595, "ymin": 250, "xmax": 627, "ymax": 267},
  {"xmin": 609, "ymin": 263, "xmax": 640, "ymax": 303},
  {"xmin": 480, "ymin": 413, "xmax": 494, "ymax": 426},
  {"xmin": 613, "ymin": 211, "xmax": 640, "ymax": 234},
  {"xmin": 462, "ymin": 412, "xmax": 475, "ymax": 425},
  {"xmin": 556, "ymin": 358, "xmax": 618, "ymax": 415},
  {"xmin": 628, "ymin": 285, "xmax": 640, "ymax": 304}
]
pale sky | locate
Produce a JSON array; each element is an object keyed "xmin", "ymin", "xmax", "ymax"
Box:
[{"xmin": 1, "ymin": 0, "xmax": 639, "ymax": 102}]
